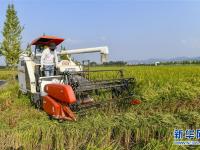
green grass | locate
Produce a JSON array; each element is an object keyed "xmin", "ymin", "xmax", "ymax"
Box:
[{"xmin": 0, "ymin": 65, "xmax": 200, "ymax": 150}]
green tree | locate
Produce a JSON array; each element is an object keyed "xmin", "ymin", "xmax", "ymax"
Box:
[
  {"xmin": 25, "ymin": 43, "xmax": 32, "ymax": 57},
  {"xmin": 0, "ymin": 4, "xmax": 23, "ymax": 68},
  {"xmin": 60, "ymin": 45, "xmax": 70, "ymax": 60}
]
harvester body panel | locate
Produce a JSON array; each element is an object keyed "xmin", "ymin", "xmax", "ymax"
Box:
[{"xmin": 44, "ymin": 84, "xmax": 76, "ymax": 104}]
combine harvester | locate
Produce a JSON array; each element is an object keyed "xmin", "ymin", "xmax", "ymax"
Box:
[{"xmin": 18, "ymin": 35, "xmax": 139, "ymax": 121}]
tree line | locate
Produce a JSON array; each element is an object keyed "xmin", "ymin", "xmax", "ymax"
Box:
[
  {"xmin": 128, "ymin": 60, "xmax": 200, "ymax": 66},
  {"xmin": 89, "ymin": 61, "xmax": 127, "ymax": 66},
  {"xmin": 160, "ymin": 60, "xmax": 200, "ymax": 65}
]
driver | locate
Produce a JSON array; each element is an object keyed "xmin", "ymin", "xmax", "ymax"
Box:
[{"xmin": 40, "ymin": 43, "xmax": 58, "ymax": 76}]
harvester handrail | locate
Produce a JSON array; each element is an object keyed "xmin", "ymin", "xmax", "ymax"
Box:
[
  {"xmin": 39, "ymin": 75, "xmax": 61, "ymax": 80},
  {"xmin": 69, "ymin": 69, "xmax": 124, "ymax": 78}
]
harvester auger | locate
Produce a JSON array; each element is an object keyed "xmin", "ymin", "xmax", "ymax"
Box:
[{"xmin": 18, "ymin": 35, "xmax": 140, "ymax": 121}]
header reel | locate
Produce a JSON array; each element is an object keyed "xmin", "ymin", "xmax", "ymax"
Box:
[{"xmin": 59, "ymin": 70, "xmax": 136, "ymax": 114}]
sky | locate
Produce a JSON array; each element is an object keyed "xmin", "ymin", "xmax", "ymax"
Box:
[{"xmin": 1, "ymin": 0, "xmax": 200, "ymax": 63}]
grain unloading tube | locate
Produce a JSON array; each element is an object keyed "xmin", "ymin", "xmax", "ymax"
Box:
[{"xmin": 60, "ymin": 46, "xmax": 109, "ymax": 63}]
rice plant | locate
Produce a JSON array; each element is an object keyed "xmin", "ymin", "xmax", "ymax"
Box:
[{"xmin": 0, "ymin": 65, "xmax": 200, "ymax": 150}]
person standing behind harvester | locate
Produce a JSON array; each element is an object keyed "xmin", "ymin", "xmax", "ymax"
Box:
[{"xmin": 40, "ymin": 43, "xmax": 58, "ymax": 77}]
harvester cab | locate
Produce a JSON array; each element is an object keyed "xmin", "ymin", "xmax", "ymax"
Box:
[{"xmin": 18, "ymin": 35, "xmax": 138, "ymax": 121}]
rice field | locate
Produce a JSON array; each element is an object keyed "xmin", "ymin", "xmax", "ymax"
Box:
[{"xmin": 0, "ymin": 65, "xmax": 200, "ymax": 150}]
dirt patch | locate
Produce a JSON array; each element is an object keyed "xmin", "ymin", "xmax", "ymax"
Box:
[{"xmin": 0, "ymin": 80, "xmax": 7, "ymax": 87}]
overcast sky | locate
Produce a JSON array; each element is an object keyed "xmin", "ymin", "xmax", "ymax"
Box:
[{"xmin": 1, "ymin": 0, "xmax": 200, "ymax": 63}]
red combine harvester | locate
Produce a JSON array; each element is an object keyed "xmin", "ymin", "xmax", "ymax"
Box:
[{"xmin": 18, "ymin": 36, "xmax": 140, "ymax": 121}]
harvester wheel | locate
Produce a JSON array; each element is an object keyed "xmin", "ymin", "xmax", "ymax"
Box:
[
  {"xmin": 30, "ymin": 93, "xmax": 42, "ymax": 109},
  {"xmin": 35, "ymin": 99, "xmax": 42, "ymax": 109},
  {"xmin": 49, "ymin": 115, "xmax": 53, "ymax": 120}
]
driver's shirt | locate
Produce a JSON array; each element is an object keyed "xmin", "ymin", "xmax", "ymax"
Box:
[{"xmin": 41, "ymin": 48, "xmax": 58, "ymax": 67}]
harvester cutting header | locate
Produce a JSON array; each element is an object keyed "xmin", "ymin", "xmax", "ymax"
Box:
[{"xmin": 18, "ymin": 35, "xmax": 138, "ymax": 121}]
